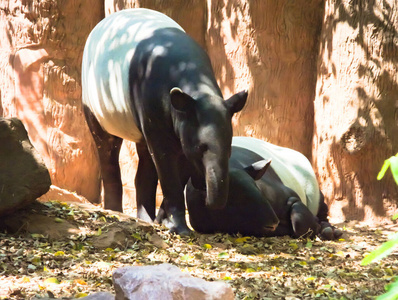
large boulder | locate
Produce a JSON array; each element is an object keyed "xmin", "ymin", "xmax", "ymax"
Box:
[
  {"xmin": 0, "ymin": 117, "xmax": 51, "ymax": 216},
  {"xmin": 0, "ymin": 0, "xmax": 103, "ymax": 204},
  {"xmin": 113, "ymin": 264, "xmax": 234, "ymax": 300}
]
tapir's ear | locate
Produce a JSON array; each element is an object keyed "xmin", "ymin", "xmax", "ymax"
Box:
[
  {"xmin": 224, "ymin": 90, "xmax": 248, "ymax": 115},
  {"xmin": 170, "ymin": 87, "xmax": 196, "ymax": 112},
  {"xmin": 244, "ymin": 159, "xmax": 271, "ymax": 180}
]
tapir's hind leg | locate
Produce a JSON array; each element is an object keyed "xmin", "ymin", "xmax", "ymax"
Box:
[
  {"xmin": 135, "ymin": 142, "xmax": 158, "ymax": 223},
  {"xmin": 83, "ymin": 105, "xmax": 123, "ymax": 212},
  {"xmin": 317, "ymin": 192, "xmax": 343, "ymax": 240}
]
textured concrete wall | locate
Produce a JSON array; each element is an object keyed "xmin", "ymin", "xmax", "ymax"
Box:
[
  {"xmin": 313, "ymin": 0, "xmax": 398, "ymax": 222},
  {"xmin": 206, "ymin": 0, "xmax": 324, "ymax": 158},
  {"xmin": 0, "ymin": 1, "xmax": 104, "ymax": 203}
]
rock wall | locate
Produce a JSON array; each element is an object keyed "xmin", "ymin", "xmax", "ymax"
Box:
[
  {"xmin": 206, "ymin": 0, "xmax": 324, "ymax": 158},
  {"xmin": 0, "ymin": 1, "xmax": 104, "ymax": 203},
  {"xmin": 105, "ymin": 0, "xmax": 206, "ymax": 47},
  {"xmin": 314, "ymin": 0, "xmax": 398, "ymax": 222}
]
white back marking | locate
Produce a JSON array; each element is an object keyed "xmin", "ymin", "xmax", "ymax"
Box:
[
  {"xmin": 82, "ymin": 8, "xmax": 184, "ymax": 141},
  {"xmin": 232, "ymin": 137, "xmax": 320, "ymax": 215}
]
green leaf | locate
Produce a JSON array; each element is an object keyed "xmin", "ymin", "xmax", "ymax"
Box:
[
  {"xmin": 218, "ymin": 252, "xmax": 230, "ymax": 259},
  {"xmin": 377, "ymin": 280, "xmax": 398, "ymax": 300},
  {"xmin": 131, "ymin": 233, "xmax": 142, "ymax": 241},
  {"xmin": 392, "ymin": 214, "xmax": 398, "ymax": 221},
  {"xmin": 235, "ymin": 237, "xmax": 250, "ymax": 244},
  {"xmin": 31, "ymin": 233, "xmax": 45, "ymax": 239},
  {"xmin": 203, "ymin": 244, "xmax": 212, "ymax": 249},
  {"xmin": 222, "ymin": 276, "xmax": 232, "ymax": 281},
  {"xmin": 361, "ymin": 232, "xmax": 398, "ymax": 265},
  {"xmin": 305, "ymin": 276, "xmax": 316, "ymax": 281},
  {"xmin": 74, "ymin": 293, "xmax": 89, "ymax": 298},
  {"xmin": 44, "ymin": 277, "xmax": 60, "ymax": 284},
  {"xmin": 377, "ymin": 159, "xmax": 391, "ymax": 180},
  {"xmin": 180, "ymin": 254, "xmax": 194, "ymax": 261},
  {"xmin": 389, "ymin": 156, "xmax": 398, "ymax": 185},
  {"xmin": 54, "ymin": 251, "xmax": 65, "ymax": 256},
  {"xmin": 306, "ymin": 240, "xmax": 313, "ymax": 249},
  {"xmin": 98, "ymin": 216, "xmax": 107, "ymax": 222},
  {"xmin": 289, "ymin": 242, "xmax": 298, "ymax": 250}
]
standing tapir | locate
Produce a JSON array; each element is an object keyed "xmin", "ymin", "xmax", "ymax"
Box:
[
  {"xmin": 186, "ymin": 137, "xmax": 342, "ymax": 239},
  {"xmin": 81, "ymin": 8, "xmax": 247, "ymax": 234}
]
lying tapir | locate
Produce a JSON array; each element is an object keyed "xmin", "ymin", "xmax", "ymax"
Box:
[
  {"xmin": 186, "ymin": 137, "xmax": 342, "ymax": 239},
  {"xmin": 81, "ymin": 8, "xmax": 247, "ymax": 234}
]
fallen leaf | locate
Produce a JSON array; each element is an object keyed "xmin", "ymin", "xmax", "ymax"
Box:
[
  {"xmin": 203, "ymin": 244, "xmax": 212, "ymax": 249},
  {"xmin": 306, "ymin": 276, "xmax": 316, "ymax": 281},
  {"xmin": 44, "ymin": 277, "xmax": 60, "ymax": 284},
  {"xmin": 289, "ymin": 242, "xmax": 298, "ymax": 250},
  {"xmin": 245, "ymin": 268, "xmax": 256, "ymax": 273},
  {"xmin": 74, "ymin": 279, "xmax": 87, "ymax": 285},
  {"xmin": 218, "ymin": 252, "xmax": 230, "ymax": 259},
  {"xmin": 74, "ymin": 292, "xmax": 88, "ymax": 298},
  {"xmin": 131, "ymin": 232, "xmax": 142, "ymax": 241},
  {"xmin": 235, "ymin": 237, "xmax": 251, "ymax": 244},
  {"xmin": 180, "ymin": 254, "xmax": 194, "ymax": 261}
]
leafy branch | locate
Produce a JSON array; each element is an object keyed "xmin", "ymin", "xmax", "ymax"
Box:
[{"xmin": 360, "ymin": 156, "xmax": 398, "ymax": 299}]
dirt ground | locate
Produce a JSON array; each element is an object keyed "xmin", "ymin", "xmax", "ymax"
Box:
[{"xmin": 0, "ymin": 200, "xmax": 396, "ymax": 299}]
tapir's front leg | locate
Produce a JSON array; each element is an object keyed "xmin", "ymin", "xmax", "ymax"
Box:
[
  {"xmin": 288, "ymin": 197, "xmax": 320, "ymax": 238},
  {"xmin": 151, "ymin": 150, "xmax": 191, "ymax": 235},
  {"xmin": 156, "ymin": 157, "xmax": 191, "ymax": 227},
  {"xmin": 135, "ymin": 142, "xmax": 158, "ymax": 223}
]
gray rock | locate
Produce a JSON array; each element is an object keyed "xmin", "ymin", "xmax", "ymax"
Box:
[
  {"xmin": 113, "ymin": 263, "xmax": 234, "ymax": 300},
  {"xmin": 0, "ymin": 117, "xmax": 51, "ymax": 216}
]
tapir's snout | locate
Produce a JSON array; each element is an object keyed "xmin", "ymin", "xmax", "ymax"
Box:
[
  {"xmin": 265, "ymin": 223, "xmax": 278, "ymax": 232},
  {"xmin": 262, "ymin": 220, "xmax": 279, "ymax": 233}
]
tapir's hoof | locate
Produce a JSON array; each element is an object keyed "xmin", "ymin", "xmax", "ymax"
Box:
[
  {"xmin": 333, "ymin": 228, "xmax": 343, "ymax": 239},
  {"xmin": 169, "ymin": 225, "xmax": 193, "ymax": 236},
  {"xmin": 319, "ymin": 221, "xmax": 343, "ymax": 240},
  {"xmin": 161, "ymin": 216, "xmax": 193, "ymax": 236},
  {"xmin": 320, "ymin": 227, "xmax": 334, "ymax": 240}
]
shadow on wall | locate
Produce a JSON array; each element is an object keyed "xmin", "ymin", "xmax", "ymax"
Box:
[
  {"xmin": 318, "ymin": 0, "xmax": 398, "ymax": 220},
  {"xmin": 205, "ymin": 0, "xmax": 237, "ymax": 94},
  {"xmin": 1, "ymin": 1, "xmax": 105, "ymax": 203},
  {"xmin": 206, "ymin": 1, "xmax": 324, "ymax": 159},
  {"xmin": 106, "ymin": 0, "xmax": 206, "ymax": 48},
  {"xmin": 246, "ymin": 0, "xmax": 324, "ymax": 158},
  {"xmin": 11, "ymin": 48, "xmax": 50, "ymax": 163}
]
